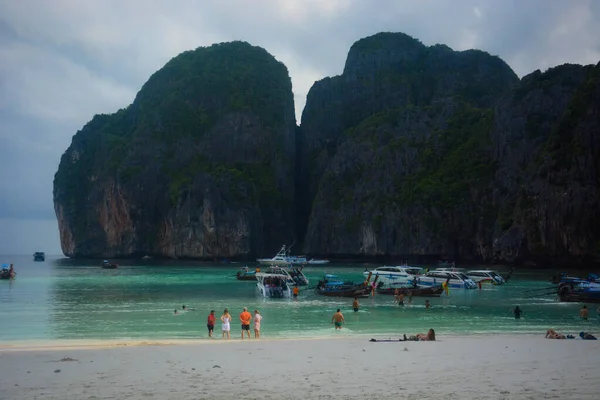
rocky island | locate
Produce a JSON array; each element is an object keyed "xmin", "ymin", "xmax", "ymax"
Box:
[{"xmin": 54, "ymin": 32, "xmax": 600, "ymax": 266}]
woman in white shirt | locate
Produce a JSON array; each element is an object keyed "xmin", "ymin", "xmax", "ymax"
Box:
[
  {"xmin": 221, "ymin": 309, "xmax": 231, "ymax": 339},
  {"xmin": 253, "ymin": 310, "xmax": 262, "ymax": 339}
]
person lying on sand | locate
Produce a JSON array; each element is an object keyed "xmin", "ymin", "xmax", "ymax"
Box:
[
  {"xmin": 402, "ymin": 329, "xmax": 436, "ymax": 341},
  {"xmin": 545, "ymin": 329, "xmax": 567, "ymax": 339},
  {"xmin": 579, "ymin": 332, "xmax": 597, "ymax": 340}
]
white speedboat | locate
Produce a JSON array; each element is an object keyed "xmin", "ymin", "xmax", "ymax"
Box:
[
  {"xmin": 256, "ymin": 273, "xmax": 293, "ymax": 298},
  {"xmin": 363, "ymin": 266, "xmax": 424, "ymax": 285},
  {"xmin": 259, "ymin": 265, "xmax": 309, "ymax": 287},
  {"xmin": 466, "ymin": 270, "xmax": 506, "ymax": 285},
  {"xmin": 257, "ymin": 245, "xmax": 293, "ymax": 265},
  {"xmin": 308, "ymin": 258, "xmax": 329, "ymax": 265},
  {"xmin": 414, "ymin": 270, "xmax": 477, "ymax": 289}
]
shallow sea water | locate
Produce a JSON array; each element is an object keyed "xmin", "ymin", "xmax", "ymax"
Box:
[{"xmin": 1, "ymin": 255, "xmax": 598, "ymax": 342}]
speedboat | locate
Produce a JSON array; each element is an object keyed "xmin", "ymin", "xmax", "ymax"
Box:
[
  {"xmin": 308, "ymin": 258, "xmax": 330, "ymax": 265},
  {"xmin": 362, "ymin": 266, "xmax": 423, "ymax": 285},
  {"xmin": 466, "ymin": 270, "xmax": 506, "ymax": 285},
  {"xmin": 257, "ymin": 245, "xmax": 294, "ymax": 265},
  {"xmin": 558, "ymin": 282, "xmax": 600, "ymax": 303},
  {"xmin": 259, "ymin": 265, "xmax": 309, "ymax": 287},
  {"xmin": 33, "ymin": 252, "xmax": 45, "ymax": 261},
  {"xmin": 414, "ymin": 270, "xmax": 477, "ymax": 289},
  {"xmin": 256, "ymin": 272, "xmax": 292, "ymax": 298}
]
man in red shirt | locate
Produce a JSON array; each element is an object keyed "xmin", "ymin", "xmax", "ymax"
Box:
[
  {"xmin": 240, "ymin": 307, "xmax": 252, "ymax": 339},
  {"xmin": 207, "ymin": 310, "xmax": 216, "ymax": 338}
]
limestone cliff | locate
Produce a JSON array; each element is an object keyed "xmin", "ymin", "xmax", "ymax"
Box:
[
  {"xmin": 54, "ymin": 42, "xmax": 296, "ymax": 258},
  {"xmin": 299, "ymin": 32, "xmax": 600, "ymax": 266}
]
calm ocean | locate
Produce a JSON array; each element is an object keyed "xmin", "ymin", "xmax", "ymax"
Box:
[{"xmin": 0, "ymin": 255, "xmax": 596, "ymax": 343}]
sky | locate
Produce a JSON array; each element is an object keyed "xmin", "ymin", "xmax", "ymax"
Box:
[{"xmin": 0, "ymin": 0, "xmax": 599, "ymax": 256}]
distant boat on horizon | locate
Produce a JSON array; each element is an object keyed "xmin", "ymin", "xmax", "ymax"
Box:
[{"xmin": 33, "ymin": 252, "xmax": 45, "ymax": 262}]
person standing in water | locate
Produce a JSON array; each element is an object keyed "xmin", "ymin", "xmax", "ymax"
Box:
[
  {"xmin": 442, "ymin": 278, "xmax": 450, "ymax": 296},
  {"xmin": 352, "ymin": 297, "xmax": 359, "ymax": 312},
  {"xmin": 580, "ymin": 305, "xmax": 589, "ymax": 320},
  {"xmin": 207, "ymin": 310, "xmax": 216, "ymax": 337},
  {"xmin": 398, "ymin": 293, "xmax": 405, "ymax": 306},
  {"xmin": 240, "ymin": 307, "xmax": 252, "ymax": 339},
  {"xmin": 513, "ymin": 306, "xmax": 522, "ymax": 319},
  {"xmin": 332, "ymin": 309, "xmax": 345, "ymax": 329},
  {"xmin": 221, "ymin": 309, "xmax": 231, "ymax": 339},
  {"xmin": 253, "ymin": 310, "xmax": 262, "ymax": 339},
  {"xmin": 407, "ymin": 290, "xmax": 413, "ymax": 304},
  {"xmin": 425, "ymin": 300, "xmax": 431, "ymax": 309},
  {"xmin": 293, "ymin": 286, "xmax": 299, "ymax": 299}
]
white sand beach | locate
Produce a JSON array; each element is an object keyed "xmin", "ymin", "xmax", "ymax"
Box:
[{"xmin": 1, "ymin": 335, "xmax": 599, "ymax": 400}]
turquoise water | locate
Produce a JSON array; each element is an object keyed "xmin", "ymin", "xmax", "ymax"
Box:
[{"xmin": 0, "ymin": 255, "xmax": 597, "ymax": 342}]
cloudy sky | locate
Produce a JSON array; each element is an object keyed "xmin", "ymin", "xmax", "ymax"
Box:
[{"xmin": 0, "ymin": 0, "xmax": 598, "ymax": 256}]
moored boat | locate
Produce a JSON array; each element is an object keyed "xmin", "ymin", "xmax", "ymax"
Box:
[
  {"xmin": 101, "ymin": 260, "xmax": 118, "ymax": 269},
  {"xmin": 362, "ymin": 265, "xmax": 423, "ymax": 285},
  {"xmin": 557, "ymin": 282, "xmax": 600, "ymax": 304},
  {"xmin": 414, "ymin": 270, "xmax": 477, "ymax": 289},
  {"xmin": 466, "ymin": 270, "xmax": 506, "ymax": 285},
  {"xmin": 259, "ymin": 265, "xmax": 309, "ymax": 287},
  {"xmin": 1, "ymin": 264, "xmax": 16, "ymax": 280},
  {"xmin": 315, "ymin": 274, "xmax": 375, "ymax": 298},
  {"xmin": 33, "ymin": 252, "xmax": 45, "ymax": 261},
  {"xmin": 256, "ymin": 272, "xmax": 292, "ymax": 298},
  {"xmin": 257, "ymin": 245, "xmax": 294, "ymax": 265},
  {"xmin": 376, "ymin": 285, "xmax": 444, "ymax": 297},
  {"xmin": 236, "ymin": 266, "xmax": 258, "ymax": 281},
  {"xmin": 308, "ymin": 258, "xmax": 329, "ymax": 265}
]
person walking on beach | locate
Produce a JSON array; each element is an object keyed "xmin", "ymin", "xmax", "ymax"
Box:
[
  {"xmin": 332, "ymin": 309, "xmax": 345, "ymax": 329},
  {"xmin": 240, "ymin": 307, "xmax": 252, "ymax": 339},
  {"xmin": 580, "ymin": 305, "xmax": 589, "ymax": 320},
  {"xmin": 221, "ymin": 309, "xmax": 231, "ymax": 339},
  {"xmin": 253, "ymin": 310, "xmax": 262, "ymax": 339},
  {"xmin": 513, "ymin": 306, "xmax": 522, "ymax": 319},
  {"xmin": 352, "ymin": 297, "xmax": 360, "ymax": 312},
  {"xmin": 425, "ymin": 300, "xmax": 431, "ymax": 309},
  {"xmin": 207, "ymin": 310, "xmax": 216, "ymax": 338}
]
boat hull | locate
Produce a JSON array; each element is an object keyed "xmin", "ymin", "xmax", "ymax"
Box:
[
  {"xmin": 315, "ymin": 285, "xmax": 371, "ymax": 298},
  {"xmin": 236, "ymin": 273, "xmax": 257, "ymax": 281},
  {"xmin": 377, "ymin": 286, "xmax": 444, "ymax": 297},
  {"xmin": 102, "ymin": 265, "xmax": 118, "ymax": 269}
]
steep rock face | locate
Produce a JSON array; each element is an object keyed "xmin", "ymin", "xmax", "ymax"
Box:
[
  {"xmin": 492, "ymin": 63, "xmax": 600, "ymax": 264},
  {"xmin": 54, "ymin": 42, "xmax": 296, "ymax": 258},
  {"xmin": 301, "ymin": 32, "xmax": 599, "ymax": 265},
  {"xmin": 300, "ymin": 32, "xmax": 519, "ymax": 258}
]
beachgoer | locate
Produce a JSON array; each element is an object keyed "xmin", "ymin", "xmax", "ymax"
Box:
[
  {"xmin": 442, "ymin": 279, "xmax": 449, "ymax": 296},
  {"xmin": 478, "ymin": 281, "xmax": 482, "ymax": 290},
  {"xmin": 545, "ymin": 329, "xmax": 566, "ymax": 339},
  {"xmin": 240, "ymin": 307, "xmax": 252, "ymax": 339},
  {"xmin": 402, "ymin": 329, "xmax": 436, "ymax": 341},
  {"xmin": 254, "ymin": 310, "xmax": 262, "ymax": 339},
  {"xmin": 207, "ymin": 310, "xmax": 216, "ymax": 337},
  {"xmin": 255, "ymin": 266, "xmax": 260, "ymax": 273},
  {"xmin": 425, "ymin": 300, "xmax": 431, "ymax": 309},
  {"xmin": 398, "ymin": 293, "xmax": 405, "ymax": 306},
  {"xmin": 407, "ymin": 290, "xmax": 413, "ymax": 304},
  {"xmin": 580, "ymin": 305, "xmax": 589, "ymax": 320},
  {"xmin": 579, "ymin": 332, "xmax": 597, "ymax": 340},
  {"xmin": 174, "ymin": 309, "xmax": 179, "ymax": 315},
  {"xmin": 513, "ymin": 306, "xmax": 522, "ymax": 319},
  {"xmin": 371, "ymin": 282, "xmax": 376, "ymax": 296},
  {"xmin": 221, "ymin": 309, "xmax": 231, "ymax": 339},
  {"xmin": 352, "ymin": 297, "xmax": 359, "ymax": 312},
  {"xmin": 293, "ymin": 286, "xmax": 299, "ymax": 298},
  {"xmin": 332, "ymin": 309, "xmax": 344, "ymax": 330},
  {"xmin": 394, "ymin": 289, "xmax": 400, "ymax": 304}
]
